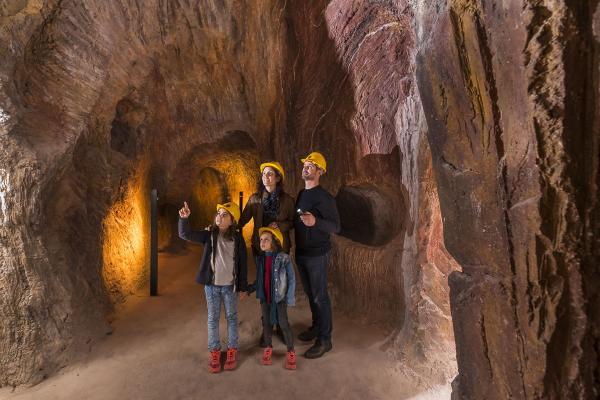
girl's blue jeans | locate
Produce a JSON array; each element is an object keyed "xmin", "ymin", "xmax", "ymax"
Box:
[{"xmin": 204, "ymin": 284, "xmax": 238, "ymax": 351}]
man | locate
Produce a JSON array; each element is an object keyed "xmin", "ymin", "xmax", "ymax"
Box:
[{"xmin": 294, "ymin": 151, "xmax": 340, "ymax": 359}]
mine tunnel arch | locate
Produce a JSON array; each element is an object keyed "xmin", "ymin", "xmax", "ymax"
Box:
[{"xmin": 156, "ymin": 129, "xmax": 261, "ymax": 252}]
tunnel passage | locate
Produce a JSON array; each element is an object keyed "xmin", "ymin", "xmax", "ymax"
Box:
[
  {"xmin": 189, "ymin": 167, "xmax": 229, "ymax": 228},
  {"xmin": 157, "ymin": 129, "xmax": 261, "ymax": 249},
  {"xmin": 1, "ymin": 0, "xmax": 462, "ymax": 394}
]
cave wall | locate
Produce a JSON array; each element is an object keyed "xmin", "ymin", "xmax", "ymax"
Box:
[
  {"xmin": 281, "ymin": 0, "xmax": 459, "ymax": 385},
  {"xmin": 0, "ymin": 0, "xmax": 287, "ymax": 386},
  {"xmin": 1, "ymin": 0, "xmax": 458, "ymax": 388},
  {"xmin": 414, "ymin": 0, "xmax": 600, "ymax": 398},
  {"xmin": 4, "ymin": 1, "xmax": 595, "ymax": 398}
]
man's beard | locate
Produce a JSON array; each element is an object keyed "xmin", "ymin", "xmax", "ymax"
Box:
[{"xmin": 302, "ymin": 173, "xmax": 315, "ymax": 181}]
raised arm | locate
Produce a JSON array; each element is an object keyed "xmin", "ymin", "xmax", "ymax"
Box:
[{"xmin": 178, "ymin": 202, "xmax": 211, "ymax": 243}]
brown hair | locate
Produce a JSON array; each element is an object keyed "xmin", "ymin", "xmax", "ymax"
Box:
[
  {"xmin": 212, "ymin": 212, "xmax": 238, "ymax": 241},
  {"xmin": 260, "ymin": 231, "xmax": 281, "ymax": 252}
]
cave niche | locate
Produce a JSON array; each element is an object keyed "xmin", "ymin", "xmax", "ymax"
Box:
[{"xmin": 336, "ymin": 183, "xmax": 404, "ymax": 246}]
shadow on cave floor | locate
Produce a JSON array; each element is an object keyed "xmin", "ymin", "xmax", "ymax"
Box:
[{"xmin": 0, "ymin": 247, "xmax": 450, "ymax": 400}]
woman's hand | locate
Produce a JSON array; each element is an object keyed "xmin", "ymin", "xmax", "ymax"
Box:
[
  {"xmin": 268, "ymin": 222, "xmax": 279, "ymax": 229},
  {"xmin": 179, "ymin": 201, "xmax": 191, "ymax": 218},
  {"xmin": 239, "ymin": 292, "xmax": 249, "ymax": 300}
]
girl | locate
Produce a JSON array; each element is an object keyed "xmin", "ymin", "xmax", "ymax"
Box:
[
  {"xmin": 248, "ymin": 227, "xmax": 297, "ymax": 370},
  {"xmin": 178, "ymin": 201, "xmax": 248, "ymax": 373}
]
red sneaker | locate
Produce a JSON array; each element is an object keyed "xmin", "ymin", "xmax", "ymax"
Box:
[
  {"xmin": 261, "ymin": 347, "xmax": 273, "ymax": 365},
  {"xmin": 223, "ymin": 348, "xmax": 238, "ymax": 371},
  {"xmin": 208, "ymin": 350, "xmax": 221, "ymax": 373},
  {"xmin": 285, "ymin": 350, "xmax": 297, "ymax": 370}
]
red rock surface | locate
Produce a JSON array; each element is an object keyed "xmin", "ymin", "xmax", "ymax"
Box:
[
  {"xmin": 416, "ymin": 1, "xmax": 600, "ymax": 398},
  {"xmin": 0, "ymin": 1, "xmax": 598, "ymax": 398}
]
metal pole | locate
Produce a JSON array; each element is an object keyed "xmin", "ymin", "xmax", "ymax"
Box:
[{"xmin": 150, "ymin": 188, "xmax": 158, "ymax": 296}]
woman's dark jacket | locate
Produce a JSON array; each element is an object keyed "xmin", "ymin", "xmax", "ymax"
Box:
[{"xmin": 239, "ymin": 191, "xmax": 295, "ymax": 255}]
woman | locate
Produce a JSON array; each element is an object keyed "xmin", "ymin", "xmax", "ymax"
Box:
[{"xmin": 239, "ymin": 161, "xmax": 295, "ymax": 258}]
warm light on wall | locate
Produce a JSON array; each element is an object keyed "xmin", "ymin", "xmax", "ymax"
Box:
[
  {"xmin": 192, "ymin": 153, "xmax": 258, "ymax": 244},
  {"xmin": 199, "ymin": 156, "xmax": 257, "ymax": 243},
  {"xmin": 0, "ymin": 168, "xmax": 9, "ymax": 225},
  {"xmin": 101, "ymin": 168, "xmax": 150, "ymax": 302}
]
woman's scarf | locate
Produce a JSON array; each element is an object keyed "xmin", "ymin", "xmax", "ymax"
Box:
[{"xmin": 262, "ymin": 187, "xmax": 281, "ymax": 220}]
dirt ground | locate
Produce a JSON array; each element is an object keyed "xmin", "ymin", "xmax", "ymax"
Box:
[{"xmin": 0, "ymin": 247, "xmax": 450, "ymax": 400}]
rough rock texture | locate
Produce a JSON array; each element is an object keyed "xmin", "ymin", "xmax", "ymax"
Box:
[
  {"xmin": 1, "ymin": 0, "xmax": 286, "ymax": 386},
  {"xmin": 414, "ymin": 0, "xmax": 600, "ymax": 398},
  {"xmin": 285, "ymin": 0, "xmax": 459, "ymax": 385},
  {"xmin": 1, "ymin": 0, "xmax": 458, "ymax": 389},
  {"xmin": 4, "ymin": 0, "xmax": 597, "ymax": 399}
]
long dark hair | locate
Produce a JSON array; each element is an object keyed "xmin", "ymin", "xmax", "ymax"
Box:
[
  {"xmin": 256, "ymin": 169, "xmax": 284, "ymax": 195},
  {"xmin": 210, "ymin": 214, "xmax": 238, "ymax": 241},
  {"xmin": 262, "ymin": 231, "xmax": 282, "ymax": 253}
]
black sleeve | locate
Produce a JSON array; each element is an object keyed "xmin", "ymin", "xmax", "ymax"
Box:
[
  {"xmin": 178, "ymin": 218, "xmax": 211, "ymax": 243},
  {"xmin": 314, "ymin": 193, "xmax": 340, "ymax": 234},
  {"xmin": 237, "ymin": 233, "xmax": 249, "ymax": 292}
]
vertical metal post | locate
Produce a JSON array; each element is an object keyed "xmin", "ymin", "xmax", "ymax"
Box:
[
  {"xmin": 239, "ymin": 191, "xmax": 243, "ymax": 216},
  {"xmin": 150, "ymin": 188, "xmax": 158, "ymax": 296}
]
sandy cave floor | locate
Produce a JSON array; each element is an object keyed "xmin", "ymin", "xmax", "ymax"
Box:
[{"xmin": 0, "ymin": 246, "xmax": 450, "ymax": 400}]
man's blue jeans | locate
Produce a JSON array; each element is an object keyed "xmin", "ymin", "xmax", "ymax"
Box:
[
  {"xmin": 204, "ymin": 284, "xmax": 238, "ymax": 351},
  {"xmin": 296, "ymin": 252, "xmax": 332, "ymax": 343}
]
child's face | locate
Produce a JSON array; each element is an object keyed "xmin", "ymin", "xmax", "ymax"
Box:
[
  {"xmin": 259, "ymin": 232, "xmax": 275, "ymax": 252},
  {"xmin": 215, "ymin": 209, "xmax": 233, "ymax": 230}
]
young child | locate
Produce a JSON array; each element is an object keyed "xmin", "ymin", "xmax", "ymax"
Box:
[
  {"xmin": 248, "ymin": 227, "xmax": 297, "ymax": 369},
  {"xmin": 178, "ymin": 201, "xmax": 248, "ymax": 373}
]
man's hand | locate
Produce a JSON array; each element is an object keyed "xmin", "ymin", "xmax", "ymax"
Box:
[
  {"xmin": 300, "ymin": 211, "xmax": 316, "ymax": 227},
  {"xmin": 179, "ymin": 201, "xmax": 191, "ymax": 218},
  {"xmin": 239, "ymin": 292, "xmax": 249, "ymax": 300},
  {"xmin": 268, "ymin": 222, "xmax": 279, "ymax": 229}
]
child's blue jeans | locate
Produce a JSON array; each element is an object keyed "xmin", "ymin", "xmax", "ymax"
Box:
[{"xmin": 204, "ymin": 284, "xmax": 238, "ymax": 351}]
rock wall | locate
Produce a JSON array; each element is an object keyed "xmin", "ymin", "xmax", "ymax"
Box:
[
  {"xmin": 0, "ymin": 0, "xmax": 287, "ymax": 386},
  {"xmin": 284, "ymin": 0, "xmax": 459, "ymax": 385},
  {"xmin": 414, "ymin": 0, "xmax": 600, "ymax": 398},
  {"xmin": 4, "ymin": 1, "xmax": 595, "ymax": 398},
  {"xmin": 1, "ymin": 0, "xmax": 458, "ymax": 388}
]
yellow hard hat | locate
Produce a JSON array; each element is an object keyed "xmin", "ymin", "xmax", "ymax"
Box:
[
  {"xmin": 258, "ymin": 226, "xmax": 284, "ymax": 248},
  {"xmin": 216, "ymin": 202, "xmax": 240, "ymax": 223},
  {"xmin": 301, "ymin": 151, "xmax": 327, "ymax": 172},
  {"xmin": 260, "ymin": 161, "xmax": 285, "ymax": 180}
]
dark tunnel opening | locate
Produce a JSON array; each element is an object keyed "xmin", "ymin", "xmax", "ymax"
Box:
[{"xmin": 335, "ymin": 183, "xmax": 404, "ymax": 246}]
